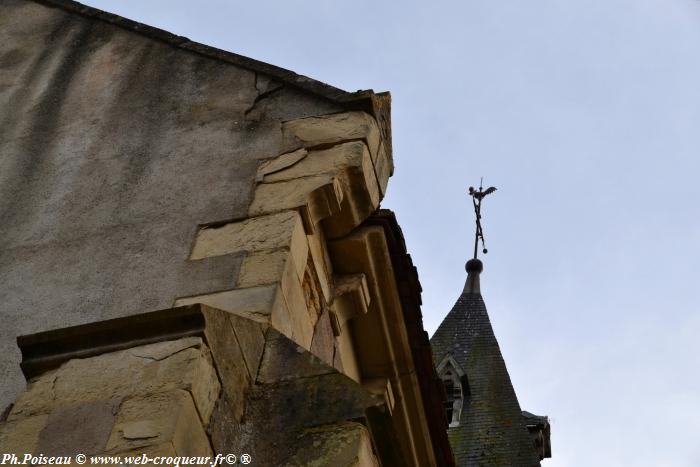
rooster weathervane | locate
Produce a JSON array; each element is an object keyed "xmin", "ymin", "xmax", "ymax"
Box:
[{"xmin": 468, "ymin": 178, "xmax": 497, "ymax": 260}]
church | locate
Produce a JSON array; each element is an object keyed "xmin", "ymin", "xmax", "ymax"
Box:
[{"xmin": 0, "ymin": 0, "xmax": 550, "ymax": 465}]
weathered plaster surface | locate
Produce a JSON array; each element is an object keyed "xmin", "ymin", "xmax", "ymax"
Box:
[{"xmin": 0, "ymin": 0, "xmax": 340, "ymax": 410}]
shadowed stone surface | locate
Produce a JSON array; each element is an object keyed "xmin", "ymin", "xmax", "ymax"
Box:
[
  {"xmin": 210, "ymin": 328, "xmax": 383, "ymax": 465},
  {"xmin": 35, "ymin": 399, "xmax": 118, "ymax": 456},
  {"xmin": 310, "ymin": 309, "xmax": 335, "ymax": 366},
  {"xmin": 284, "ymin": 422, "xmax": 379, "ymax": 467}
]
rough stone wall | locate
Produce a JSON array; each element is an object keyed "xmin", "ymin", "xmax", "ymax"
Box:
[
  {"xmin": 0, "ymin": 306, "xmax": 383, "ymax": 465},
  {"xmin": 0, "ymin": 2, "xmax": 445, "ymax": 464},
  {"xmin": 174, "ymin": 112, "xmax": 389, "ymax": 354},
  {"xmin": 0, "ymin": 337, "xmax": 218, "ymax": 456},
  {"xmin": 0, "ymin": 0, "xmax": 341, "ymax": 410}
]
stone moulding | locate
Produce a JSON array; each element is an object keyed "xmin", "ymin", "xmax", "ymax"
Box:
[
  {"xmin": 174, "ymin": 112, "xmax": 403, "ymax": 394},
  {"xmin": 164, "ymin": 110, "xmax": 441, "ymax": 465},
  {"xmin": 174, "ymin": 110, "xmax": 392, "ymax": 358}
]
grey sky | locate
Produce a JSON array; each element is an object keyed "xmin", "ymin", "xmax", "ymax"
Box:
[{"xmin": 79, "ymin": 1, "xmax": 700, "ymax": 465}]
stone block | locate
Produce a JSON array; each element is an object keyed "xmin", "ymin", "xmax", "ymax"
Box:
[
  {"xmin": 335, "ymin": 329, "xmax": 362, "ymax": 384},
  {"xmin": 189, "ymin": 211, "xmax": 302, "ymax": 260},
  {"xmin": 6, "ymin": 371, "xmax": 57, "ymax": 422},
  {"xmin": 35, "ymin": 399, "xmax": 118, "ymax": 456},
  {"xmin": 256, "ymin": 331, "xmax": 335, "ymax": 385},
  {"xmin": 374, "ymin": 141, "xmax": 391, "ymax": 196},
  {"xmin": 283, "ymin": 422, "xmax": 379, "ymax": 467},
  {"xmin": 263, "ymin": 141, "xmax": 365, "ymax": 181},
  {"xmin": 105, "ymin": 390, "xmax": 211, "ymax": 456},
  {"xmin": 363, "ymin": 378, "xmax": 395, "ymax": 414},
  {"xmin": 250, "ymin": 140, "xmax": 385, "ymax": 240},
  {"xmin": 188, "ymin": 350, "xmax": 221, "ymax": 426},
  {"xmin": 269, "ymin": 285, "xmax": 295, "ymax": 340},
  {"xmin": 289, "ymin": 218, "xmax": 310, "ymax": 282},
  {"xmin": 300, "ymin": 258, "xmax": 325, "ymax": 331},
  {"xmin": 334, "ymin": 273, "xmax": 371, "ymax": 326},
  {"xmin": 0, "ymin": 414, "xmax": 48, "ymax": 455},
  {"xmin": 228, "ymin": 332, "xmax": 384, "ymax": 466},
  {"xmin": 8, "ymin": 338, "xmax": 219, "ymax": 426},
  {"xmin": 282, "ymin": 111, "xmax": 381, "ymax": 161},
  {"xmin": 256, "ymin": 148, "xmax": 307, "ymax": 182},
  {"xmin": 279, "ymin": 258, "xmax": 314, "ymax": 350},
  {"xmin": 227, "ymin": 312, "xmax": 266, "ymax": 383},
  {"xmin": 206, "ymin": 396, "xmax": 240, "ymax": 458},
  {"xmin": 126, "ymin": 339, "xmax": 220, "ymax": 425},
  {"xmin": 310, "ymin": 310, "xmax": 335, "ymax": 367},
  {"xmin": 332, "ymin": 344, "xmax": 345, "ymax": 374},
  {"xmin": 175, "ymin": 252, "xmax": 245, "ymax": 298},
  {"xmin": 174, "ymin": 285, "xmax": 278, "ymax": 323},
  {"xmin": 306, "ymin": 228, "xmax": 333, "ymax": 304},
  {"xmin": 304, "ymin": 178, "xmax": 346, "ymax": 231},
  {"xmin": 236, "ymin": 250, "xmax": 288, "ymax": 288},
  {"xmin": 114, "ymin": 443, "xmax": 177, "ymax": 460},
  {"xmin": 128, "ymin": 337, "xmax": 202, "ymax": 361},
  {"xmin": 263, "ymin": 141, "xmax": 381, "ymax": 214},
  {"xmin": 249, "ymin": 175, "xmax": 343, "ymax": 229},
  {"xmin": 196, "ymin": 309, "xmax": 251, "ymax": 422},
  {"xmin": 252, "ymin": 143, "xmax": 383, "ymax": 240}
]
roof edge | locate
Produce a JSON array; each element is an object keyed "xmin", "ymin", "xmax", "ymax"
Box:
[
  {"xmin": 29, "ymin": 0, "xmax": 393, "ymax": 163},
  {"xmin": 30, "ymin": 0, "xmax": 380, "ymax": 106},
  {"xmin": 363, "ymin": 209, "xmax": 456, "ymax": 467}
]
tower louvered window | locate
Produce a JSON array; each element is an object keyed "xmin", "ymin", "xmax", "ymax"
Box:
[{"xmin": 440, "ymin": 366, "xmax": 465, "ymax": 427}]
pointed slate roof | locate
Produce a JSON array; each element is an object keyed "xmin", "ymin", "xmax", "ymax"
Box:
[{"xmin": 430, "ymin": 260, "xmax": 541, "ymax": 466}]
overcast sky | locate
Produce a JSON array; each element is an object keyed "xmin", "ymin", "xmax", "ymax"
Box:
[{"xmin": 80, "ymin": 1, "xmax": 700, "ymax": 465}]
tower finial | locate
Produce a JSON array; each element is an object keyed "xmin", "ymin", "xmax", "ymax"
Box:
[{"xmin": 468, "ymin": 178, "xmax": 497, "ymax": 260}]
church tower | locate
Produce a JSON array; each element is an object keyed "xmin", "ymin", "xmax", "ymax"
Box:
[{"xmin": 430, "ymin": 185, "xmax": 551, "ymax": 466}]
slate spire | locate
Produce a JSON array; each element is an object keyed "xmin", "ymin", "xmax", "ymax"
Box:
[{"xmin": 430, "ymin": 260, "xmax": 542, "ymax": 466}]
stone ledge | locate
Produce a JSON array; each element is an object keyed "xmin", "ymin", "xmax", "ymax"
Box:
[
  {"xmin": 15, "ymin": 304, "xmax": 265, "ymax": 424},
  {"xmin": 17, "ymin": 305, "xmax": 211, "ymax": 381},
  {"xmin": 9, "ymin": 337, "xmax": 220, "ymax": 426}
]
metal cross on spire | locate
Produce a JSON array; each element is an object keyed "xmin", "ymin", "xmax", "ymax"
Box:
[{"xmin": 468, "ymin": 178, "xmax": 497, "ymax": 260}]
